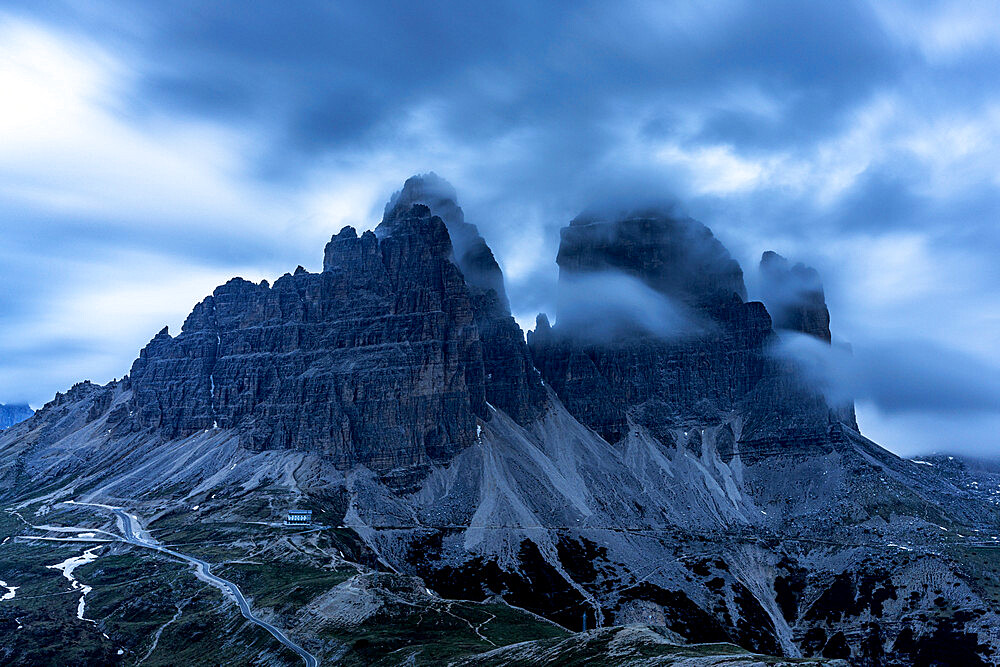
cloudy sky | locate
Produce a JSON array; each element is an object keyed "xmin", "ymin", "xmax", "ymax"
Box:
[{"xmin": 1, "ymin": 1, "xmax": 999, "ymax": 456}]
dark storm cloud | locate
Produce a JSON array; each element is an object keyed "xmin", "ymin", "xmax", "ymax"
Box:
[
  {"xmin": 5, "ymin": 0, "xmax": 920, "ymax": 274},
  {"xmin": 8, "ymin": 1, "xmax": 901, "ymax": 169}
]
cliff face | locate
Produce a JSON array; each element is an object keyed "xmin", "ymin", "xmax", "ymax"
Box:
[
  {"xmin": 381, "ymin": 174, "xmax": 546, "ymax": 425},
  {"xmin": 529, "ymin": 212, "xmax": 855, "ymax": 452},
  {"xmin": 129, "ymin": 203, "xmax": 490, "ymax": 470},
  {"xmin": 756, "ymin": 250, "xmax": 858, "ymax": 431},
  {"xmin": 529, "ymin": 212, "xmax": 770, "ymax": 444},
  {"xmin": 126, "ymin": 177, "xmax": 545, "ymax": 470},
  {"xmin": 108, "ymin": 192, "xmax": 858, "ymax": 465},
  {"xmin": 382, "ymin": 173, "xmax": 507, "ymax": 303},
  {"xmin": 557, "ymin": 211, "xmax": 747, "ymax": 316},
  {"xmin": 759, "ymin": 251, "xmax": 831, "ymax": 342}
]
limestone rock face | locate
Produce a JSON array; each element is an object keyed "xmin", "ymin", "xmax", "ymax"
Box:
[
  {"xmin": 530, "ymin": 300, "xmax": 774, "ymax": 445},
  {"xmin": 129, "ymin": 203, "xmax": 491, "ymax": 470},
  {"xmin": 383, "ymin": 173, "xmax": 507, "ymax": 303},
  {"xmin": 529, "ymin": 211, "xmax": 855, "ymax": 453},
  {"xmin": 759, "ymin": 251, "xmax": 831, "ymax": 342},
  {"xmin": 127, "ymin": 175, "xmax": 547, "ymax": 470},
  {"xmin": 529, "ymin": 211, "xmax": 770, "ymax": 444},
  {"xmin": 557, "ymin": 211, "xmax": 747, "ymax": 317},
  {"xmin": 381, "ymin": 173, "xmax": 546, "ymax": 425},
  {"xmin": 756, "ymin": 251, "xmax": 858, "ymax": 431}
]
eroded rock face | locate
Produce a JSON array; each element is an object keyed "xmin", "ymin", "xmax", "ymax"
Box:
[
  {"xmin": 759, "ymin": 251, "xmax": 831, "ymax": 342},
  {"xmin": 529, "ymin": 211, "xmax": 855, "ymax": 452},
  {"xmin": 381, "ymin": 174, "xmax": 546, "ymax": 425},
  {"xmin": 383, "ymin": 173, "xmax": 507, "ymax": 303},
  {"xmin": 557, "ymin": 211, "xmax": 747, "ymax": 317},
  {"xmin": 756, "ymin": 251, "xmax": 858, "ymax": 431},
  {"xmin": 531, "ymin": 300, "xmax": 774, "ymax": 444},
  {"xmin": 530, "ymin": 211, "xmax": 771, "ymax": 444},
  {"xmin": 129, "ymin": 204, "xmax": 489, "ymax": 470},
  {"xmin": 127, "ymin": 175, "xmax": 548, "ymax": 469}
]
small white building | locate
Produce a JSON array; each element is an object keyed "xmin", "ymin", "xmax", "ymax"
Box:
[{"xmin": 285, "ymin": 509, "xmax": 312, "ymax": 526}]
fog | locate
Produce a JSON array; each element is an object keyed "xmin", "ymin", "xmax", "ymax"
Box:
[
  {"xmin": 775, "ymin": 331, "xmax": 1000, "ymax": 455},
  {"xmin": 554, "ymin": 271, "xmax": 708, "ymax": 342}
]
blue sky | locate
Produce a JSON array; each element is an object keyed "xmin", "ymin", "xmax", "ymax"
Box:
[{"xmin": 1, "ymin": 1, "xmax": 999, "ymax": 456}]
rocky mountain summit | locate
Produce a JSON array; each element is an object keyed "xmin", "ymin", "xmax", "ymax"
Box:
[
  {"xmin": 381, "ymin": 174, "xmax": 547, "ymax": 426},
  {"xmin": 122, "ymin": 175, "xmax": 545, "ymax": 472},
  {"xmin": 759, "ymin": 251, "xmax": 832, "ymax": 343},
  {"xmin": 1, "ymin": 175, "xmax": 998, "ymax": 666},
  {"xmin": 528, "ymin": 210, "xmax": 849, "ymax": 457}
]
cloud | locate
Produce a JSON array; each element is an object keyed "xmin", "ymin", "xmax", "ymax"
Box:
[
  {"xmin": 555, "ymin": 272, "xmax": 707, "ymax": 341},
  {"xmin": 856, "ymin": 404, "xmax": 1000, "ymax": 458},
  {"xmin": 775, "ymin": 332, "xmax": 1000, "ymax": 416}
]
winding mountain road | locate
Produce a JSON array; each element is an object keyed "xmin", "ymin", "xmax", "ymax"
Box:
[{"xmin": 68, "ymin": 503, "xmax": 318, "ymax": 667}]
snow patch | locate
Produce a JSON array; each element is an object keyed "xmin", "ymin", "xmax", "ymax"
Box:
[
  {"xmin": 47, "ymin": 546, "xmax": 102, "ymax": 622},
  {"xmin": 0, "ymin": 580, "xmax": 18, "ymax": 601}
]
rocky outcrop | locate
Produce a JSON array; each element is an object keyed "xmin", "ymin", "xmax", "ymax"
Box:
[
  {"xmin": 759, "ymin": 251, "xmax": 831, "ymax": 342},
  {"xmin": 756, "ymin": 251, "xmax": 858, "ymax": 430},
  {"xmin": 126, "ymin": 177, "xmax": 546, "ymax": 470},
  {"xmin": 381, "ymin": 174, "xmax": 546, "ymax": 425},
  {"xmin": 530, "ymin": 301, "xmax": 774, "ymax": 445},
  {"xmin": 557, "ymin": 210, "xmax": 747, "ymax": 318},
  {"xmin": 129, "ymin": 203, "xmax": 490, "ymax": 470},
  {"xmin": 383, "ymin": 173, "xmax": 507, "ymax": 303},
  {"xmin": 529, "ymin": 211, "xmax": 772, "ymax": 444},
  {"xmin": 529, "ymin": 211, "xmax": 855, "ymax": 453}
]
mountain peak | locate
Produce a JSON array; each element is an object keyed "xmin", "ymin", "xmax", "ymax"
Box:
[
  {"xmin": 556, "ymin": 210, "xmax": 747, "ymax": 325},
  {"xmin": 759, "ymin": 251, "xmax": 831, "ymax": 342},
  {"xmin": 383, "ymin": 172, "xmax": 461, "ymax": 221},
  {"xmin": 380, "ymin": 173, "xmax": 508, "ymax": 306},
  {"xmin": 0, "ymin": 403, "xmax": 33, "ymax": 430}
]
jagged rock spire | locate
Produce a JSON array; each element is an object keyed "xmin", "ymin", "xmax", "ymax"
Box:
[
  {"xmin": 758, "ymin": 251, "xmax": 832, "ymax": 342},
  {"xmin": 380, "ymin": 173, "xmax": 509, "ymax": 307},
  {"xmin": 380, "ymin": 173, "xmax": 546, "ymax": 424},
  {"xmin": 125, "ymin": 175, "xmax": 550, "ymax": 467},
  {"xmin": 531, "ymin": 209, "xmax": 770, "ymax": 444}
]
